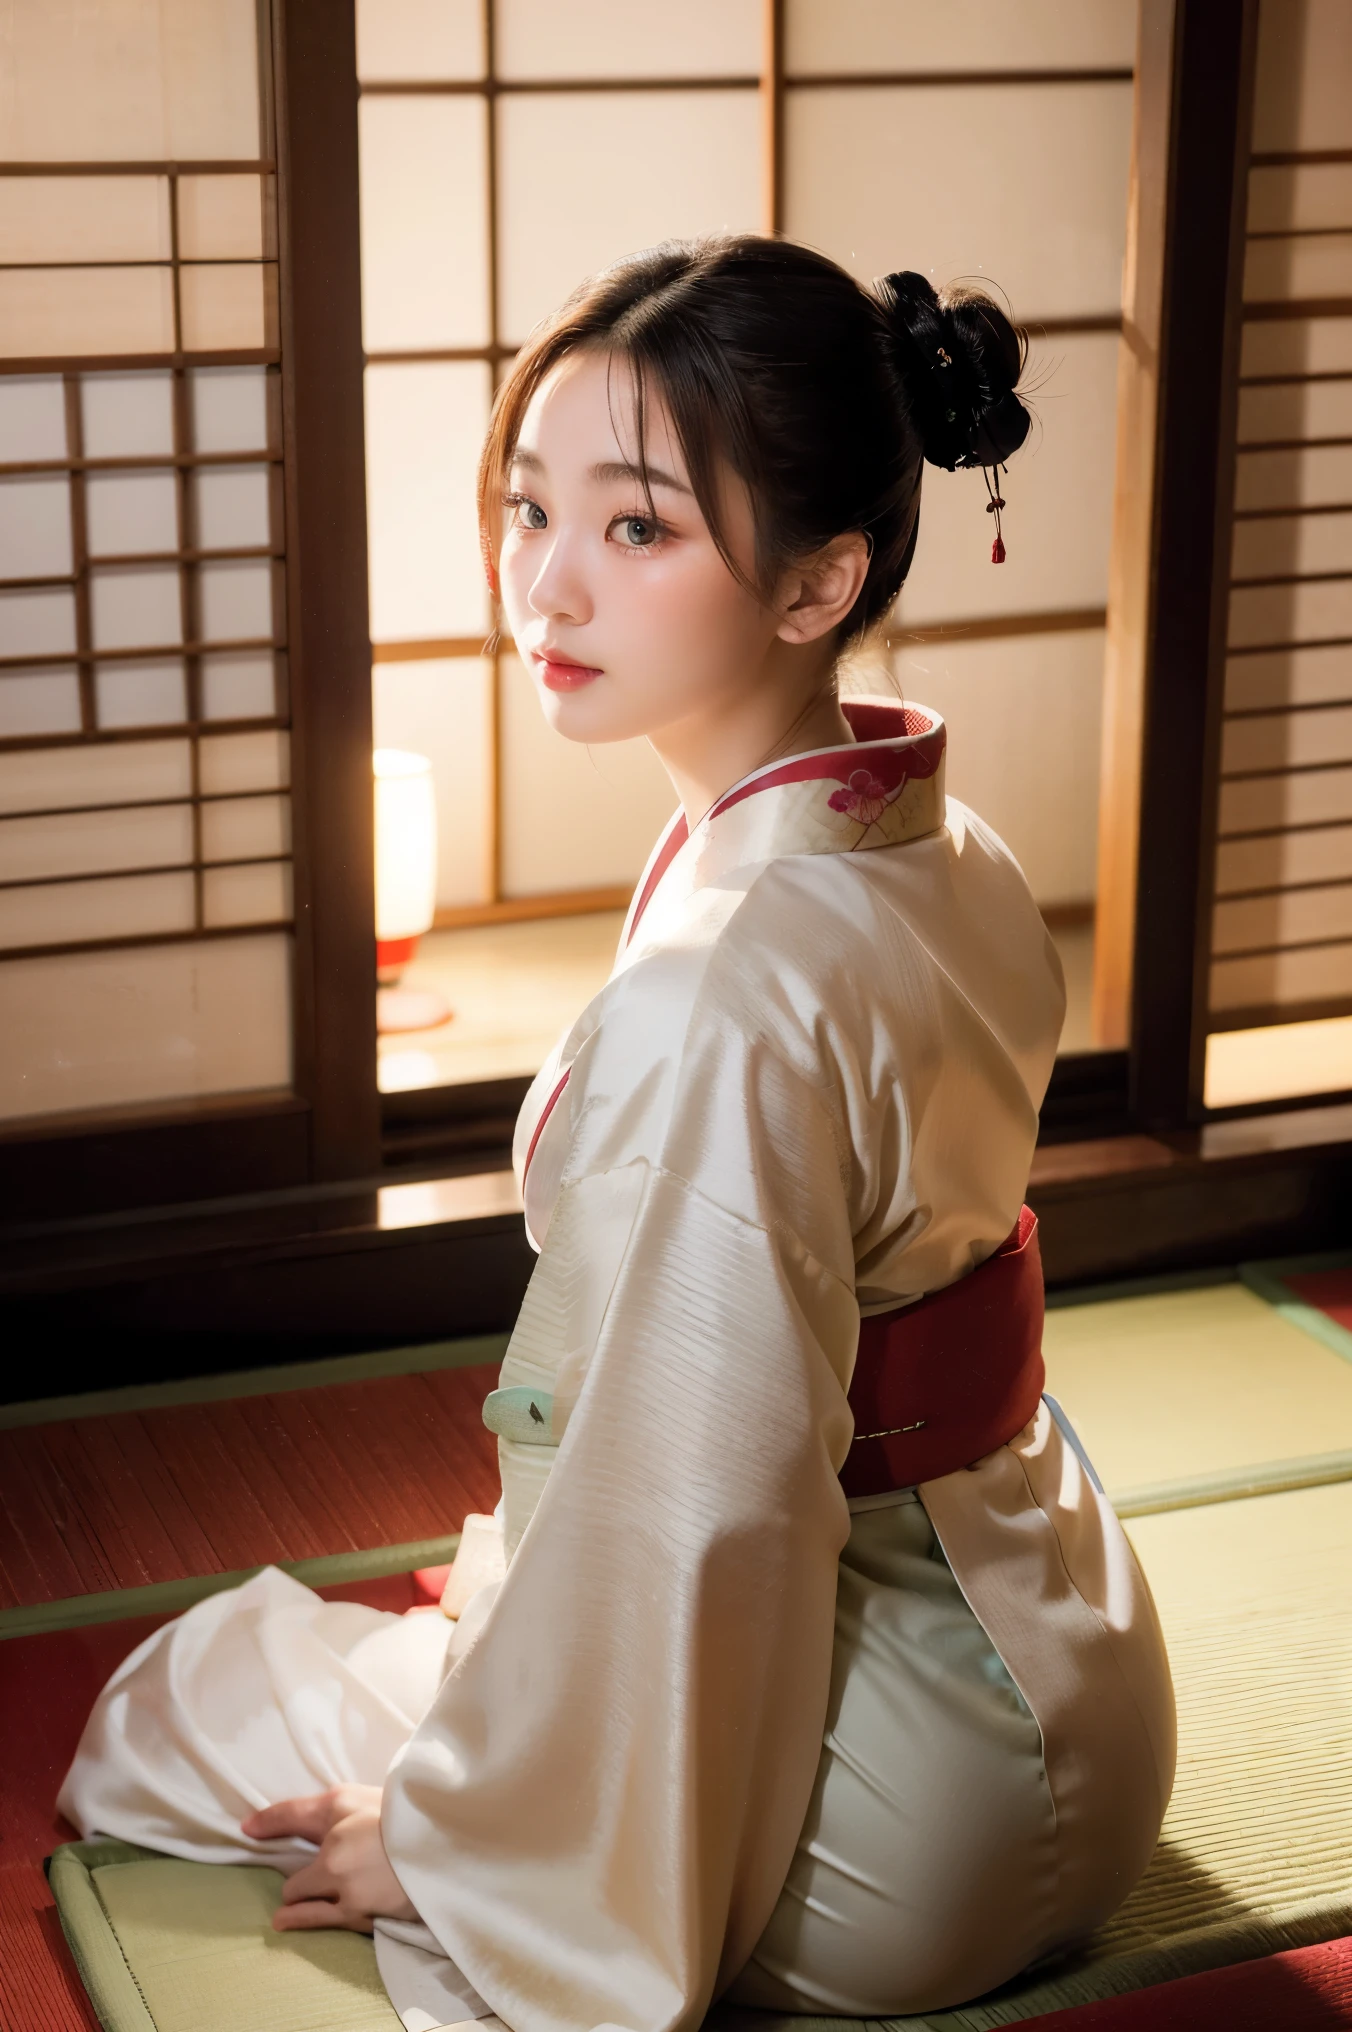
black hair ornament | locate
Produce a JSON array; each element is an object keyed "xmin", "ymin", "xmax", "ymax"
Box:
[{"xmin": 877, "ymin": 270, "xmax": 1031, "ymax": 565}]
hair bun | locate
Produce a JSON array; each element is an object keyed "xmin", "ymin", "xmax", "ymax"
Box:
[{"xmin": 875, "ymin": 269, "xmax": 1030, "ymax": 472}]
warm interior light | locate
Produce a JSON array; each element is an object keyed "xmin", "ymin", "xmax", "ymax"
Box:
[
  {"xmin": 373, "ymin": 748, "xmax": 450, "ymax": 1032},
  {"xmin": 374, "ymin": 747, "xmax": 437, "ymax": 950},
  {"xmin": 1204, "ymin": 1015, "xmax": 1352, "ymax": 1110}
]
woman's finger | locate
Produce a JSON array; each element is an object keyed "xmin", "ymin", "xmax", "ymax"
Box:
[
  {"xmin": 279, "ymin": 1859, "xmax": 337, "ymax": 1906},
  {"xmin": 272, "ymin": 1899, "xmax": 374, "ymax": 1936},
  {"xmin": 241, "ymin": 1791, "xmax": 340, "ymax": 1843}
]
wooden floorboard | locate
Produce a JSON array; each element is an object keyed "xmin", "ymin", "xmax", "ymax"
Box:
[{"xmin": 0, "ymin": 1362, "xmax": 502, "ymax": 1611}]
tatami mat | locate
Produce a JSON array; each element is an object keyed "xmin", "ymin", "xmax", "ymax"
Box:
[
  {"xmin": 1110, "ymin": 1481, "xmax": 1352, "ymax": 1950},
  {"xmin": 16, "ymin": 1264, "xmax": 1352, "ymax": 2031},
  {"xmin": 1042, "ymin": 1281, "xmax": 1352, "ymax": 1498}
]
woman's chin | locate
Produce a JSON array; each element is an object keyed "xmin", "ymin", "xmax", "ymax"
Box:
[{"xmin": 538, "ymin": 686, "xmax": 650, "ymax": 746}]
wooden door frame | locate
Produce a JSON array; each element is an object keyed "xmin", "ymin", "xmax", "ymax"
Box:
[
  {"xmin": 0, "ymin": 0, "xmax": 379, "ymax": 1223},
  {"xmin": 1093, "ymin": 0, "xmax": 1261, "ymax": 1132}
]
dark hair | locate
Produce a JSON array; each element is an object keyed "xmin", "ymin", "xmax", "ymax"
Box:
[{"xmin": 479, "ymin": 234, "xmax": 1029, "ymax": 646}]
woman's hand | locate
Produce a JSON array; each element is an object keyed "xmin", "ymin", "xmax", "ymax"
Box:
[{"xmin": 240, "ymin": 1785, "xmax": 417, "ymax": 1934}]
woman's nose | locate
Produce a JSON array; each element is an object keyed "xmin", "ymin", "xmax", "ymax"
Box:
[{"xmin": 528, "ymin": 531, "xmax": 592, "ymax": 626}]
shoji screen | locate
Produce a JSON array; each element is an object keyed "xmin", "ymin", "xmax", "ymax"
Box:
[
  {"xmin": 1204, "ymin": 0, "xmax": 1352, "ymax": 1107},
  {"xmin": 0, "ymin": 1, "xmax": 295, "ymax": 1124},
  {"xmin": 355, "ymin": 0, "xmax": 1136, "ymax": 941},
  {"xmin": 780, "ymin": 2, "xmax": 1137, "ymax": 918},
  {"xmin": 356, "ymin": 0, "xmax": 758, "ymax": 918}
]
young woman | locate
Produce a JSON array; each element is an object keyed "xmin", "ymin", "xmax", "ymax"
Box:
[{"xmin": 61, "ymin": 236, "xmax": 1175, "ymax": 2032}]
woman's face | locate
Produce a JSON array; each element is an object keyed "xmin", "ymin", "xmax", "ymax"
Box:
[{"xmin": 497, "ymin": 350, "xmax": 782, "ymax": 746}]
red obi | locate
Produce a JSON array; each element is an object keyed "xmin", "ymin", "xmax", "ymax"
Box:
[{"xmin": 840, "ymin": 1206, "xmax": 1045, "ymax": 1499}]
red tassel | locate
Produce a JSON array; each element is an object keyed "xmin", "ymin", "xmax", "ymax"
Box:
[{"xmin": 984, "ymin": 467, "xmax": 1008, "ymax": 564}]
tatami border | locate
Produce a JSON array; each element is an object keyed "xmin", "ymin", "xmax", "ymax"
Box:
[
  {"xmin": 0, "ymin": 1533, "xmax": 462, "ymax": 1642},
  {"xmin": 1239, "ymin": 1253, "xmax": 1352, "ymax": 1369}
]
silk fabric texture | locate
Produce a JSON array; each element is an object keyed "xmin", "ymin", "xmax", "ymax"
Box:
[{"xmin": 61, "ymin": 701, "xmax": 1175, "ymax": 2032}]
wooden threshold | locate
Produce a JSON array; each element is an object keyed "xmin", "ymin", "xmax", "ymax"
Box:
[
  {"xmin": 432, "ymin": 887, "xmax": 631, "ymax": 931},
  {"xmin": 0, "ymin": 1101, "xmax": 1348, "ymax": 1401}
]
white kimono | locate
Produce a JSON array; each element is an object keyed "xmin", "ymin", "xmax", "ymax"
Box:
[{"xmin": 61, "ymin": 699, "xmax": 1175, "ymax": 2032}]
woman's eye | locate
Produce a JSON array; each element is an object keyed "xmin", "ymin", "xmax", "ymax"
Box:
[
  {"xmin": 612, "ymin": 514, "xmax": 660, "ymax": 548},
  {"xmin": 507, "ymin": 494, "xmax": 547, "ymax": 531}
]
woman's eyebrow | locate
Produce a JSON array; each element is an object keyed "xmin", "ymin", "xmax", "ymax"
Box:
[
  {"xmin": 509, "ymin": 448, "xmax": 543, "ymax": 473},
  {"xmin": 591, "ymin": 459, "xmax": 692, "ymax": 495}
]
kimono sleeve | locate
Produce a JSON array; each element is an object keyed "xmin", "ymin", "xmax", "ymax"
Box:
[{"xmin": 380, "ymin": 1053, "xmax": 860, "ymax": 2032}]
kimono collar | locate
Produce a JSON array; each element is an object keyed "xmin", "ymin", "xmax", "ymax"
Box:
[{"xmin": 621, "ymin": 695, "xmax": 946, "ymax": 950}]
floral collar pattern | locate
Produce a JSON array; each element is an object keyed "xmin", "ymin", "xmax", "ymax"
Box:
[{"xmin": 621, "ymin": 696, "xmax": 946, "ymax": 951}]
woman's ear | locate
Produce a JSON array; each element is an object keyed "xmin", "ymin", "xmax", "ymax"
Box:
[{"xmin": 774, "ymin": 532, "xmax": 871, "ymax": 645}]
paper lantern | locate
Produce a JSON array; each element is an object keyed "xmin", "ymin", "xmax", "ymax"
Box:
[{"xmin": 374, "ymin": 748, "xmax": 450, "ymax": 1032}]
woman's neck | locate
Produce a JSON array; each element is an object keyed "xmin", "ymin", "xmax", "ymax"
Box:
[{"xmin": 650, "ymin": 649, "xmax": 856, "ymax": 828}]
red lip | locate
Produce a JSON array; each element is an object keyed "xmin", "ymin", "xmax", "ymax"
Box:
[{"xmin": 535, "ymin": 649, "xmax": 602, "ymax": 692}]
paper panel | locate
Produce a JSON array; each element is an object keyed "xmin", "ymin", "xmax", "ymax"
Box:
[
  {"xmin": 0, "ymin": 475, "xmax": 73, "ymax": 579},
  {"xmin": 364, "ymin": 361, "xmax": 492, "ymax": 640},
  {"xmin": 200, "ymin": 792, "xmax": 290, "ymax": 863},
  {"xmin": 1234, "ymin": 444, "xmax": 1352, "ymax": 513},
  {"xmin": 190, "ymin": 365, "xmax": 271, "ymax": 452},
  {"xmin": 784, "ymin": 82, "xmax": 1132, "ymax": 320},
  {"xmin": 0, "ymin": 175, "xmax": 171, "ymax": 264},
  {"xmin": 356, "ymin": 0, "xmax": 485, "ymax": 81},
  {"xmin": 372, "ymin": 656, "xmax": 492, "ymax": 907},
  {"xmin": 887, "ymin": 627, "xmax": 1105, "ymax": 906},
  {"xmin": 202, "ymin": 859, "xmax": 291, "ymax": 927},
  {"xmin": 497, "ymin": 90, "xmax": 761, "ymax": 345},
  {"xmin": 0, "ymin": 0, "xmax": 260, "ymax": 162},
  {"xmin": 0, "ymin": 933, "xmax": 292, "ymax": 1124},
  {"xmin": 1227, "ymin": 643, "xmax": 1352, "ymax": 713},
  {"xmin": 0, "ymin": 588, "xmax": 77, "ymax": 657},
  {"xmin": 1237, "ymin": 379, "xmax": 1352, "ymax": 444},
  {"xmin": 0, "ymin": 737, "xmax": 191, "ymax": 814},
  {"xmin": 81, "ymin": 370, "xmax": 175, "ymax": 457},
  {"xmin": 0, "ymin": 669, "xmax": 82, "ymax": 739},
  {"xmin": 1227, "ymin": 579, "xmax": 1352, "ymax": 650},
  {"xmin": 179, "ymin": 262, "xmax": 273, "ymax": 351},
  {"xmin": 202, "ymin": 649, "xmax": 275, "ymax": 719},
  {"xmin": 785, "ymin": 0, "xmax": 1137, "ymax": 74},
  {"xmin": 359, "ymin": 96, "xmax": 490, "ymax": 351},
  {"xmin": 0, "ymin": 869, "xmax": 195, "ymax": 951},
  {"xmin": 1219, "ymin": 764, "xmax": 1352, "ymax": 836},
  {"xmin": 498, "ymin": 652, "xmax": 678, "ymax": 897},
  {"xmin": 199, "ymin": 727, "xmax": 289, "ymax": 795},
  {"xmin": 1210, "ymin": 940, "xmax": 1352, "ymax": 1015},
  {"xmin": 0, "ymin": 375, "xmax": 67, "ymax": 461},
  {"xmin": 0, "ymin": 267, "xmax": 175, "ymax": 359},
  {"xmin": 1216, "ymin": 824, "xmax": 1352, "ymax": 898},
  {"xmin": 1233, "ymin": 510, "xmax": 1352, "ymax": 581},
  {"xmin": 1249, "ymin": 163, "xmax": 1352, "ymax": 234},
  {"xmin": 191, "ymin": 464, "xmax": 271, "ymax": 549},
  {"xmin": 198, "ymin": 559, "xmax": 273, "ymax": 642},
  {"xmin": 1252, "ymin": 0, "xmax": 1352, "ymax": 156},
  {"xmin": 1213, "ymin": 882, "xmax": 1352, "ymax": 957},
  {"xmin": 89, "ymin": 565, "xmax": 182, "ymax": 651},
  {"xmin": 1205, "ymin": 1014, "xmax": 1352, "ymax": 1107},
  {"xmin": 1245, "ymin": 234, "xmax": 1352, "ymax": 304},
  {"xmin": 894, "ymin": 332, "xmax": 1120, "ymax": 624},
  {"xmin": 177, "ymin": 175, "xmax": 266, "ymax": 260},
  {"xmin": 1241, "ymin": 316, "xmax": 1352, "ymax": 379},
  {"xmin": 95, "ymin": 658, "xmax": 188, "ymax": 728},
  {"xmin": 497, "ymin": 0, "xmax": 760, "ymax": 79},
  {"xmin": 0, "ymin": 801, "xmax": 194, "ymax": 882},
  {"xmin": 1222, "ymin": 704, "xmax": 1352, "ymax": 775},
  {"xmin": 85, "ymin": 469, "xmax": 180, "ymax": 557}
]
